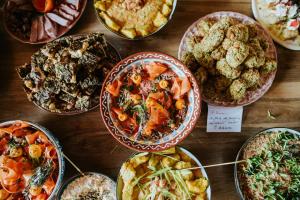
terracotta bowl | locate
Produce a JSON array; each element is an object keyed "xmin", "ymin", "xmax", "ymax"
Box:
[
  {"xmin": 0, "ymin": 120, "xmax": 65, "ymax": 199},
  {"xmin": 100, "ymin": 52, "xmax": 201, "ymax": 152},
  {"xmin": 116, "ymin": 147, "xmax": 212, "ymax": 200},
  {"xmin": 93, "ymin": 0, "xmax": 177, "ymax": 40},
  {"xmin": 234, "ymin": 128, "xmax": 300, "ymax": 199},
  {"xmin": 3, "ymin": 0, "xmax": 87, "ymax": 44},
  {"xmin": 178, "ymin": 11, "xmax": 278, "ymax": 107}
]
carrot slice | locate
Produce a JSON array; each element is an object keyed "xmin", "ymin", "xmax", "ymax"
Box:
[
  {"xmin": 106, "ymin": 80, "xmax": 122, "ymax": 97},
  {"xmin": 43, "ymin": 177, "xmax": 55, "ymax": 195},
  {"xmin": 25, "ymin": 132, "xmax": 39, "ymax": 145},
  {"xmin": 171, "ymin": 78, "xmax": 182, "ymax": 100},
  {"xmin": 145, "ymin": 62, "xmax": 167, "ymax": 80},
  {"xmin": 180, "ymin": 77, "xmax": 191, "ymax": 96},
  {"xmin": 0, "ymin": 121, "xmax": 30, "ymax": 134}
]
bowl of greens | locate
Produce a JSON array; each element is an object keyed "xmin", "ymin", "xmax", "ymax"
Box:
[{"xmin": 234, "ymin": 128, "xmax": 300, "ymax": 199}]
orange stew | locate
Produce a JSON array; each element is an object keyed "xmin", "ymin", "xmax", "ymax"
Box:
[
  {"xmin": 0, "ymin": 121, "xmax": 59, "ymax": 200},
  {"xmin": 106, "ymin": 62, "xmax": 191, "ymax": 140}
]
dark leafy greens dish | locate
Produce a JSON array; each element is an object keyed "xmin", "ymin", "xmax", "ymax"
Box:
[
  {"xmin": 17, "ymin": 33, "xmax": 120, "ymax": 113},
  {"xmin": 0, "ymin": 121, "xmax": 59, "ymax": 200},
  {"xmin": 105, "ymin": 61, "xmax": 192, "ymax": 141},
  {"xmin": 237, "ymin": 129, "xmax": 300, "ymax": 200},
  {"xmin": 118, "ymin": 147, "xmax": 209, "ymax": 200}
]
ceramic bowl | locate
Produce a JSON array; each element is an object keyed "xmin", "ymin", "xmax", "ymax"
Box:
[
  {"xmin": 0, "ymin": 120, "xmax": 65, "ymax": 199},
  {"xmin": 57, "ymin": 172, "xmax": 116, "ymax": 199},
  {"xmin": 93, "ymin": 0, "xmax": 177, "ymax": 40},
  {"xmin": 2, "ymin": 0, "xmax": 87, "ymax": 44},
  {"xmin": 116, "ymin": 146, "xmax": 212, "ymax": 200},
  {"xmin": 100, "ymin": 52, "xmax": 201, "ymax": 152},
  {"xmin": 234, "ymin": 128, "xmax": 300, "ymax": 199},
  {"xmin": 178, "ymin": 11, "xmax": 277, "ymax": 107}
]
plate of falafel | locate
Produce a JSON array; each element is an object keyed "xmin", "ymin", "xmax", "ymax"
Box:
[{"xmin": 179, "ymin": 11, "xmax": 277, "ymax": 107}]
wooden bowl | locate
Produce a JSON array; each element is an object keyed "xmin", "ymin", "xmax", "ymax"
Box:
[
  {"xmin": 178, "ymin": 11, "xmax": 278, "ymax": 107},
  {"xmin": 100, "ymin": 52, "xmax": 201, "ymax": 152}
]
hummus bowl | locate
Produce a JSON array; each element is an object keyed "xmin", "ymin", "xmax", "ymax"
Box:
[
  {"xmin": 100, "ymin": 52, "xmax": 201, "ymax": 152},
  {"xmin": 93, "ymin": 0, "xmax": 177, "ymax": 40}
]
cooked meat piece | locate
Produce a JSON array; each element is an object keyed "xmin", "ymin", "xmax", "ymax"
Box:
[
  {"xmin": 37, "ymin": 16, "xmax": 47, "ymax": 41},
  {"xmin": 30, "ymin": 17, "xmax": 38, "ymax": 42},
  {"xmin": 46, "ymin": 13, "xmax": 70, "ymax": 27},
  {"xmin": 57, "ymin": 9, "xmax": 74, "ymax": 20},
  {"xmin": 60, "ymin": 4, "xmax": 79, "ymax": 17},
  {"xmin": 44, "ymin": 16, "xmax": 58, "ymax": 38},
  {"xmin": 65, "ymin": 0, "xmax": 80, "ymax": 10}
]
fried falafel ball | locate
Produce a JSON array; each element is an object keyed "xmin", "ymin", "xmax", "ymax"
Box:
[
  {"xmin": 226, "ymin": 41, "xmax": 250, "ymax": 68},
  {"xmin": 186, "ymin": 36, "xmax": 202, "ymax": 52},
  {"xmin": 214, "ymin": 75, "xmax": 233, "ymax": 92},
  {"xmin": 196, "ymin": 19, "xmax": 215, "ymax": 37},
  {"xmin": 182, "ymin": 52, "xmax": 199, "ymax": 72},
  {"xmin": 241, "ymin": 69, "xmax": 260, "ymax": 88},
  {"xmin": 210, "ymin": 17, "xmax": 238, "ymax": 32},
  {"xmin": 222, "ymin": 38, "xmax": 235, "ymax": 50},
  {"xmin": 244, "ymin": 38, "xmax": 265, "ymax": 69},
  {"xmin": 260, "ymin": 58, "xmax": 277, "ymax": 74},
  {"xmin": 226, "ymin": 23, "xmax": 249, "ymax": 42},
  {"xmin": 216, "ymin": 58, "xmax": 241, "ymax": 79},
  {"xmin": 194, "ymin": 67, "xmax": 208, "ymax": 85},
  {"xmin": 229, "ymin": 79, "xmax": 247, "ymax": 100},
  {"xmin": 211, "ymin": 46, "xmax": 226, "ymax": 60},
  {"xmin": 198, "ymin": 29, "xmax": 225, "ymax": 52},
  {"xmin": 193, "ymin": 44, "xmax": 214, "ymax": 67},
  {"xmin": 247, "ymin": 24, "xmax": 258, "ymax": 38}
]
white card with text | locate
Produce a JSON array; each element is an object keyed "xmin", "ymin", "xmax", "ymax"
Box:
[{"xmin": 207, "ymin": 105, "xmax": 243, "ymax": 132}]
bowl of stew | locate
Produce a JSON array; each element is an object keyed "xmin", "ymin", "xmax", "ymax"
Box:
[
  {"xmin": 100, "ymin": 52, "xmax": 201, "ymax": 152},
  {"xmin": 0, "ymin": 120, "xmax": 65, "ymax": 199}
]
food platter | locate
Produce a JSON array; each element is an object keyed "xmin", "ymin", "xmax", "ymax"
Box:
[
  {"xmin": 252, "ymin": 0, "xmax": 300, "ymax": 51},
  {"xmin": 234, "ymin": 128, "xmax": 300, "ymax": 199},
  {"xmin": 93, "ymin": 0, "xmax": 178, "ymax": 40},
  {"xmin": 3, "ymin": 0, "xmax": 88, "ymax": 44},
  {"xmin": 1, "ymin": 0, "xmax": 300, "ymax": 199},
  {"xmin": 178, "ymin": 11, "xmax": 278, "ymax": 107},
  {"xmin": 116, "ymin": 147, "xmax": 212, "ymax": 200},
  {"xmin": 0, "ymin": 120, "xmax": 65, "ymax": 200},
  {"xmin": 100, "ymin": 52, "xmax": 201, "ymax": 152}
]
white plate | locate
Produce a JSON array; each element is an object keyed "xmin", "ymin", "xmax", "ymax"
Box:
[{"xmin": 252, "ymin": 0, "xmax": 300, "ymax": 51}]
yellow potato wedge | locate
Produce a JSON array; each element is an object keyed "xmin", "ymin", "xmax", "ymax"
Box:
[
  {"xmin": 94, "ymin": 1, "xmax": 106, "ymax": 11},
  {"xmin": 162, "ymin": 4, "xmax": 172, "ymax": 16},
  {"xmin": 136, "ymin": 24, "xmax": 153, "ymax": 37},
  {"xmin": 99, "ymin": 12, "xmax": 120, "ymax": 31},
  {"xmin": 121, "ymin": 28, "xmax": 137, "ymax": 39},
  {"xmin": 153, "ymin": 12, "xmax": 168, "ymax": 27},
  {"xmin": 165, "ymin": 0, "xmax": 173, "ymax": 6}
]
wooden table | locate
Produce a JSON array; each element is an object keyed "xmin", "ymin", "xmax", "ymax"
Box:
[{"xmin": 1, "ymin": 0, "xmax": 300, "ymax": 199}]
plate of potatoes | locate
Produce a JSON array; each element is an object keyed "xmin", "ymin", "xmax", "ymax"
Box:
[
  {"xmin": 178, "ymin": 11, "xmax": 278, "ymax": 107},
  {"xmin": 94, "ymin": 0, "xmax": 177, "ymax": 40}
]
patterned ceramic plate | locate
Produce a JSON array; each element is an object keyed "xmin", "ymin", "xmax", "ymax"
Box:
[
  {"xmin": 0, "ymin": 120, "xmax": 65, "ymax": 199},
  {"xmin": 178, "ymin": 11, "xmax": 277, "ymax": 107},
  {"xmin": 252, "ymin": 0, "xmax": 300, "ymax": 51},
  {"xmin": 100, "ymin": 52, "xmax": 201, "ymax": 152}
]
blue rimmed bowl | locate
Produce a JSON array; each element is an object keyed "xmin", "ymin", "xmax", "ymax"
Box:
[
  {"xmin": 0, "ymin": 120, "xmax": 65, "ymax": 199},
  {"xmin": 100, "ymin": 52, "xmax": 202, "ymax": 152}
]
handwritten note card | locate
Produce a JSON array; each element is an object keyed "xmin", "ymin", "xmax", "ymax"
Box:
[{"xmin": 207, "ymin": 105, "xmax": 243, "ymax": 132}]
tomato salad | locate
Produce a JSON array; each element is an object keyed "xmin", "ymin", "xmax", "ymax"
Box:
[
  {"xmin": 0, "ymin": 121, "xmax": 59, "ymax": 200},
  {"xmin": 106, "ymin": 61, "xmax": 192, "ymax": 141}
]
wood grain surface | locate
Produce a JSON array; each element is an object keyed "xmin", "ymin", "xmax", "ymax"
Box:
[{"xmin": 1, "ymin": 0, "xmax": 300, "ymax": 199}]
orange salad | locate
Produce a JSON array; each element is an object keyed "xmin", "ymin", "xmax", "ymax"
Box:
[
  {"xmin": 0, "ymin": 121, "xmax": 59, "ymax": 200},
  {"xmin": 106, "ymin": 62, "xmax": 192, "ymax": 141}
]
